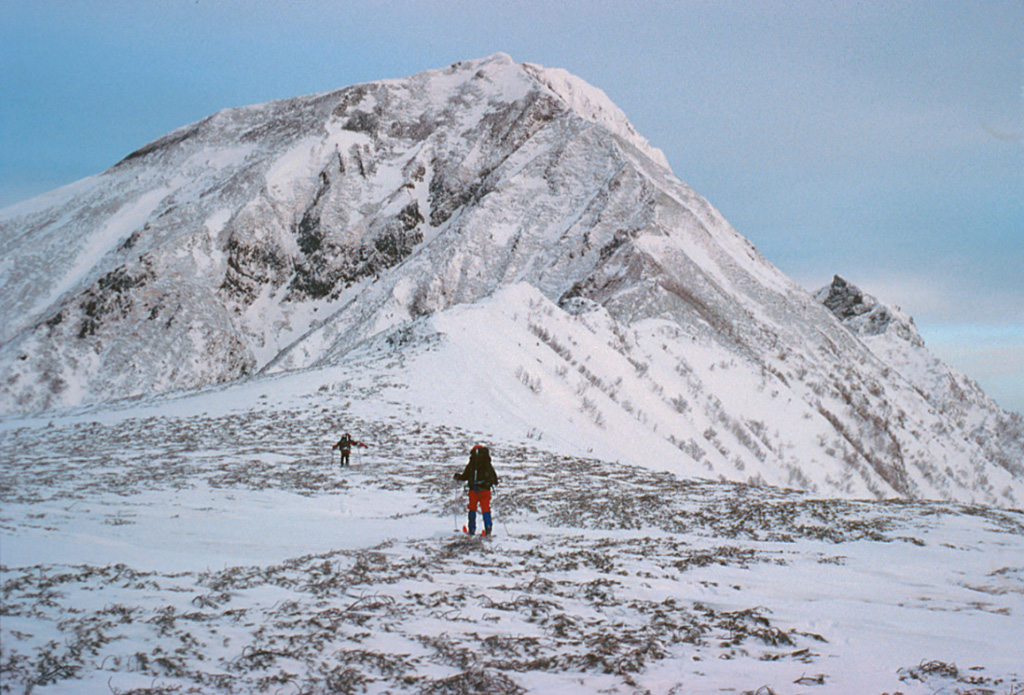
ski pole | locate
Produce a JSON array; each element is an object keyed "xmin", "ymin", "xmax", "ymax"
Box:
[
  {"xmin": 497, "ymin": 484, "xmax": 510, "ymax": 537},
  {"xmin": 452, "ymin": 484, "xmax": 460, "ymax": 531}
]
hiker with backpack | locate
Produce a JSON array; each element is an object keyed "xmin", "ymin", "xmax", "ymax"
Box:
[
  {"xmin": 332, "ymin": 432, "xmax": 367, "ymax": 467},
  {"xmin": 453, "ymin": 444, "xmax": 499, "ymax": 536}
]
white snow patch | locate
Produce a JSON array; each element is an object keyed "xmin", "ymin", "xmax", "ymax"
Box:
[
  {"xmin": 263, "ymin": 136, "xmax": 328, "ymax": 202},
  {"xmin": 524, "ymin": 60, "xmax": 670, "ymax": 170}
]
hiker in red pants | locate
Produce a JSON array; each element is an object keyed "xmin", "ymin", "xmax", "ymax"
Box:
[{"xmin": 332, "ymin": 433, "xmax": 367, "ymax": 467}]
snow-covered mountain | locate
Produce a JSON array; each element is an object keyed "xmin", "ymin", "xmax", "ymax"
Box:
[
  {"xmin": 1, "ymin": 53, "xmax": 1021, "ymax": 506},
  {"xmin": 2, "ymin": 54, "xmax": 1023, "ymax": 694}
]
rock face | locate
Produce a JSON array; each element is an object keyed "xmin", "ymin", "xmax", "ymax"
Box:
[
  {"xmin": 816, "ymin": 275, "xmax": 907, "ymax": 338},
  {"xmin": 0, "ymin": 54, "xmax": 1021, "ymax": 505}
]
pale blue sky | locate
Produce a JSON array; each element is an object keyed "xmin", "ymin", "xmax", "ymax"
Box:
[{"xmin": 1, "ymin": 0, "xmax": 1021, "ymax": 412}]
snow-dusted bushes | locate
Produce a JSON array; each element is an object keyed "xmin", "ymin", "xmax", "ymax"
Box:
[{"xmin": 514, "ymin": 366, "xmax": 543, "ymax": 394}]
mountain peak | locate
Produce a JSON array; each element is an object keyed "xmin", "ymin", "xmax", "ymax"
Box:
[
  {"xmin": 520, "ymin": 60, "xmax": 670, "ymax": 169},
  {"xmin": 417, "ymin": 53, "xmax": 669, "ymax": 169},
  {"xmin": 1, "ymin": 56, "xmax": 1021, "ymax": 506}
]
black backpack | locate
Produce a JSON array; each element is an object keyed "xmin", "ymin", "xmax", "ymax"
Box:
[{"xmin": 472, "ymin": 446, "xmax": 497, "ymax": 487}]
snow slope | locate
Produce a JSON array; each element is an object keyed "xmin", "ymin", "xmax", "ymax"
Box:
[{"xmin": 2, "ymin": 360, "xmax": 1022, "ymax": 695}]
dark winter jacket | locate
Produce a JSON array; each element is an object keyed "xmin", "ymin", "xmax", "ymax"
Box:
[
  {"xmin": 333, "ymin": 435, "xmax": 366, "ymax": 453},
  {"xmin": 454, "ymin": 446, "xmax": 499, "ymax": 491}
]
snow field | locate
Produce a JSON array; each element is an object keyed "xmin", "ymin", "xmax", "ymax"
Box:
[{"xmin": 2, "ymin": 379, "xmax": 1023, "ymax": 694}]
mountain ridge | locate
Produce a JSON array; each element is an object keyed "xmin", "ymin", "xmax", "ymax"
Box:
[
  {"xmin": 817, "ymin": 275, "xmax": 1024, "ymax": 478},
  {"xmin": 1, "ymin": 54, "xmax": 1021, "ymax": 506}
]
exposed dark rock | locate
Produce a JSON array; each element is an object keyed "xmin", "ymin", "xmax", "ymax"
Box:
[
  {"xmin": 220, "ymin": 236, "xmax": 289, "ymax": 306},
  {"xmin": 77, "ymin": 264, "xmax": 155, "ymax": 339},
  {"xmin": 817, "ymin": 275, "xmax": 893, "ymax": 335},
  {"xmin": 117, "ymin": 121, "xmax": 205, "ymax": 165}
]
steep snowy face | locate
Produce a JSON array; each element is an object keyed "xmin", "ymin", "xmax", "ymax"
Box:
[{"xmin": 0, "ymin": 54, "xmax": 592, "ymax": 408}]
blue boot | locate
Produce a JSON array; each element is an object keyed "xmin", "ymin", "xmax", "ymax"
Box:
[
  {"xmin": 482, "ymin": 511, "xmax": 492, "ymax": 536},
  {"xmin": 467, "ymin": 511, "xmax": 477, "ymax": 535}
]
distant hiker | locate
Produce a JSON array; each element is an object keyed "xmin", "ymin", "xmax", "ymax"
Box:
[
  {"xmin": 332, "ymin": 433, "xmax": 367, "ymax": 467},
  {"xmin": 453, "ymin": 444, "xmax": 499, "ymax": 536}
]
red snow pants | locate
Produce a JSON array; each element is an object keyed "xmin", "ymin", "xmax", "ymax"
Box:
[{"xmin": 468, "ymin": 488, "xmax": 491, "ymax": 513}]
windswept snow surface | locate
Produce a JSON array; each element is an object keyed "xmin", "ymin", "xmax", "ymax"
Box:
[{"xmin": 2, "ymin": 353, "xmax": 1023, "ymax": 695}]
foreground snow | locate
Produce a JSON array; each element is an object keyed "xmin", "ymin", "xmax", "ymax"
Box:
[{"xmin": 2, "ymin": 376, "xmax": 1023, "ymax": 695}]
